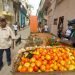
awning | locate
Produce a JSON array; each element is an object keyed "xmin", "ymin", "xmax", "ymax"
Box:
[
  {"xmin": 2, "ymin": 11, "xmax": 13, "ymax": 17},
  {"xmin": 0, "ymin": 11, "xmax": 14, "ymax": 21}
]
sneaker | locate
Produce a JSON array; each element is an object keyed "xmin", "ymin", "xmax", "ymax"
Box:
[
  {"xmin": 8, "ymin": 62, "xmax": 11, "ymax": 66},
  {"xmin": 0, "ymin": 64, "xmax": 3, "ymax": 71}
]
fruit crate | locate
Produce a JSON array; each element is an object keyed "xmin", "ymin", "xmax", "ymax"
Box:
[{"xmin": 12, "ymin": 46, "xmax": 75, "ymax": 75}]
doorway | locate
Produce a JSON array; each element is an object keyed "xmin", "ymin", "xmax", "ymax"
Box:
[{"xmin": 57, "ymin": 16, "xmax": 64, "ymax": 38}]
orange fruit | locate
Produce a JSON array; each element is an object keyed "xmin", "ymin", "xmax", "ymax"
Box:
[
  {"xmin": 71, "ymin": 60, "xmax": 75, "ymax": 65},
  {"xmin": 53, "ymin": 65, "xmax": 58, "ymax": 71},
  {"xmin": 41, "ymin": 52, "xmax": 46, "ymax": 56},
  {"xmin": 46, "ymin": 64, "xmax": 50, "ymax": 70},
  {"xmin": 38, "ymin": 54, "xmax": 41, "ymax": 58},
  {"xmin": 64, "ymin": 64, "xmax": 69, "ymax": 69},
  {"xmin": 60, "ymin": 60, "xmax": 65, "ymax": 66},
  {"xmin": 18, "ymin": 65, "xmax": 22, "ymax": 72},
  {"xmin": 21, "ymin": 67, "xmax": 27, "ymax": 72},
  {"xmin": 30, "ymin": 57, "xmax": 36, "ymax": 63},
  {"xmin": 24, "ymin": 62, "xmax": 30, "ymax": 68},
  {"xmin": 33, "ymin": 55, "xmax": 39, "ymax": 60},
  {"xmin": 21, "ymin": 57, "xmax": 26, "ymax": 62},
  {"xmin": 33, "ymin": 66, "xmax": 38, "ymax": 72},
  {"xmin": 30, "ymin": 63, "xmax": 36, "ymax": 67},
  {"xmin": 41, "ymin": 56, "xmax": 45, "ymax": 60},
  {"xmin": 28, "ymin": 67, "xmax": 33, "ymax": 72},
  {"xmin": 49, "ymin": 68, "xmax": 54, "ymax": 71},
  {"xmin": 43, "ymin": 60, "xmax": 47, "ymax": 65},
  {"xmin": 45, "ymin": 55, "xmax": 51, "ymax": 60},
  {"xmin": 48, "ymin": 60, "xmax": 53, "ymax": 65},
  {"xmin": 36, "ymin": 60, "xmax": 42, "ymax": 67},
  {"xmin": 54, "ymin": 56, "xmax": 58, "ymax": 61},
  {"xmin": 40, "ymin": 65, "xmax": 46, "ymax": 71}
]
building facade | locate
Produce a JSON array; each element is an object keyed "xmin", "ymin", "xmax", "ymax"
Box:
[
  {"xmin": 19, "ymin": 0, "xmax": 30, "ymax": 27},
  {"xmin": 0, "ymin": 0, "xmax": 14, "ymax": 25},
  {"xmin": 0, "ymin": 0, "xmax": 30, "ymax": 27},
  {"xmin": 13, "ymin": 0, "xmax": 20, "ymax": 24},
  {"xmin": 37, "ymin": 0, "xmax": 51, "ymax": 32},
  {"xmin": 38, "ymin": 0, "xmax": 75, "ymax": 36},
  {"xmin": 19, "ymin": 4, "xmax": 27, "ymax": 27},
  {"xmin": 52, "ymin": 0, "xmax": 75, "ymax": 35},
  {"xmin": 0, "ymin": 0, "xmax": 3, "ymax": 14}
]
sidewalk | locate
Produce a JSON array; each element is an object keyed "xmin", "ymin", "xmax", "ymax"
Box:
[
  {"xmin": 15, "ymin": 26, "xmax": 30, "ymax": 39},
  {"xmin": 0, "ymin": 26, "xmax": 30, "ymax": 75}
]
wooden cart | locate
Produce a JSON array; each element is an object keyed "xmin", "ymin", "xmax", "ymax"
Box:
[
  {"xmin": 12, "ymin": 46, "xmax": 75, "ymax": 75},
  {"xmin": 12, "ymin": 71, "xmax": 75, "ymax": 75}
]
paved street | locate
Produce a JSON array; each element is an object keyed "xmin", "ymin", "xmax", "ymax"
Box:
[{"xmin": 0, "ymin": 26, "xmax": 30, "ymax": 75}]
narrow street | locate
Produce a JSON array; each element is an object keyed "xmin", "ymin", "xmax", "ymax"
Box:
[
  {"xmin": 0, "ymin": 26, "xmax": 30, "ymax": 75},
  {"xmin": 0, "ymin": 0, "xmax": 75, "ymax": 75}
]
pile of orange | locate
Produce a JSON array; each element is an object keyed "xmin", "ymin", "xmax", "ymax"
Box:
[{"xmin": 17, "ymin": 47, "xmax": 75, "ymax": 72}]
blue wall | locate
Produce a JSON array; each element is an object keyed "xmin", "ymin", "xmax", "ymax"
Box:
[
  {"xmin": 19, "ymin": 6, "xmax": 27, "ymax": 27},
  {"xmin": 19, "ymin": 11, "xmax": 26, "ymax": 27}
]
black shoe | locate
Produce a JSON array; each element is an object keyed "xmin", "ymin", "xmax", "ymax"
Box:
[
  {"xmin": 0, "ymin": 64, "xmax": 3, "ymax": 71},
  {"xmin": 8, "ymin": 62, "xmax": 11, "ymax": 66}
]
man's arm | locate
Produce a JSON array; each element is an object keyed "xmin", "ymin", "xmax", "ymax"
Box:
[{"xmin": 9, "ymin": 27, "xmax": 16, "ymax": 49}]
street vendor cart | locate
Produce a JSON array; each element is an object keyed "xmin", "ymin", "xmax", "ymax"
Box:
[{"xmin": 12, "ymin": 33, "xmax": 75, "ymax": 75}]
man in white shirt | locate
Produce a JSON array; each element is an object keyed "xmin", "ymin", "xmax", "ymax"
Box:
[
  {"xmin": 13, "ymin": 22, "xmax": 18, "ymax": 35},
  {"xmin": 44, "ymin": 24, "xmax": 49, "ymax": 33},
  {"xmin": 0, "ymin": 15, "xmax": 15, "ymax": 70},
  {"xmin": 65, "ymin": 29, "xmax": 71, "ymax": 37},
  {"xmin": 65, "ymin": 26, "xmax": 72, "ymax": 39}
]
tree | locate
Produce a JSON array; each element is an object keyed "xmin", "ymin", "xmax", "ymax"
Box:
[{"xmin": 38, "ymin": 11, "xmax": 44, "ymax": 23}]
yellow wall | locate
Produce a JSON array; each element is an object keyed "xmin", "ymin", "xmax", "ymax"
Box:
[{"xmin": 0, "ymin": 0, "xmax": 3, "ymax": 15}]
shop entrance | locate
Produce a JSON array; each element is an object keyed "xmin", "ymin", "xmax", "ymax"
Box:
[{"xmin": 57, "ymin": 16, "xmax": 64, "ymax": 38}]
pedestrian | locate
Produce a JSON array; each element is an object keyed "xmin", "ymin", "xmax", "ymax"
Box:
[
  {"xmin": 65, "ymin": 26, "xmax": 72, "ymax": 39},
  {"xmin": 38, "ymin": 27, "xmax": 42, "ymax": 32},
  {"xmin": 44, "ymin": 24, "xmax": 49, "ymax": 33},
  {"xmin": 0, "ymin": 15, "xmax": 15, "ymax": 70},
  {"xmin": 13, "ymin": 22, "xmax": 18, "ymax": 36},
  {"xmin": 38, "ymin": 22, "xmax": 42, "ymax": 33}
]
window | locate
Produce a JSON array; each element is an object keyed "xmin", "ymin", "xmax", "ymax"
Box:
[{"xmin": 54, "ymin": 18, "xmax": 58, "ymax": 25}]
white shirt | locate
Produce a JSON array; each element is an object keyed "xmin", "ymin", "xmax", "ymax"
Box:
[
  {"xmin": 0, "ymin": 26, "xmax": 15, "ymax": 49},
  {"xmin": 13, "ymin": 25, "xmax": 18, "ymax": 30},
  {"xmin": 65, "ymin": 29, "xmax": 71, "ymax": 36},
  {"xmin": 44, "ymin": 25, "xmax": 48, "ymax": 31}
]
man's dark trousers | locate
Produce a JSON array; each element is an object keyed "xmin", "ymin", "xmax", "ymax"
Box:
[{"xmin": 0, "ymin": 48, "xmax": 11, "ymax": 67}]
